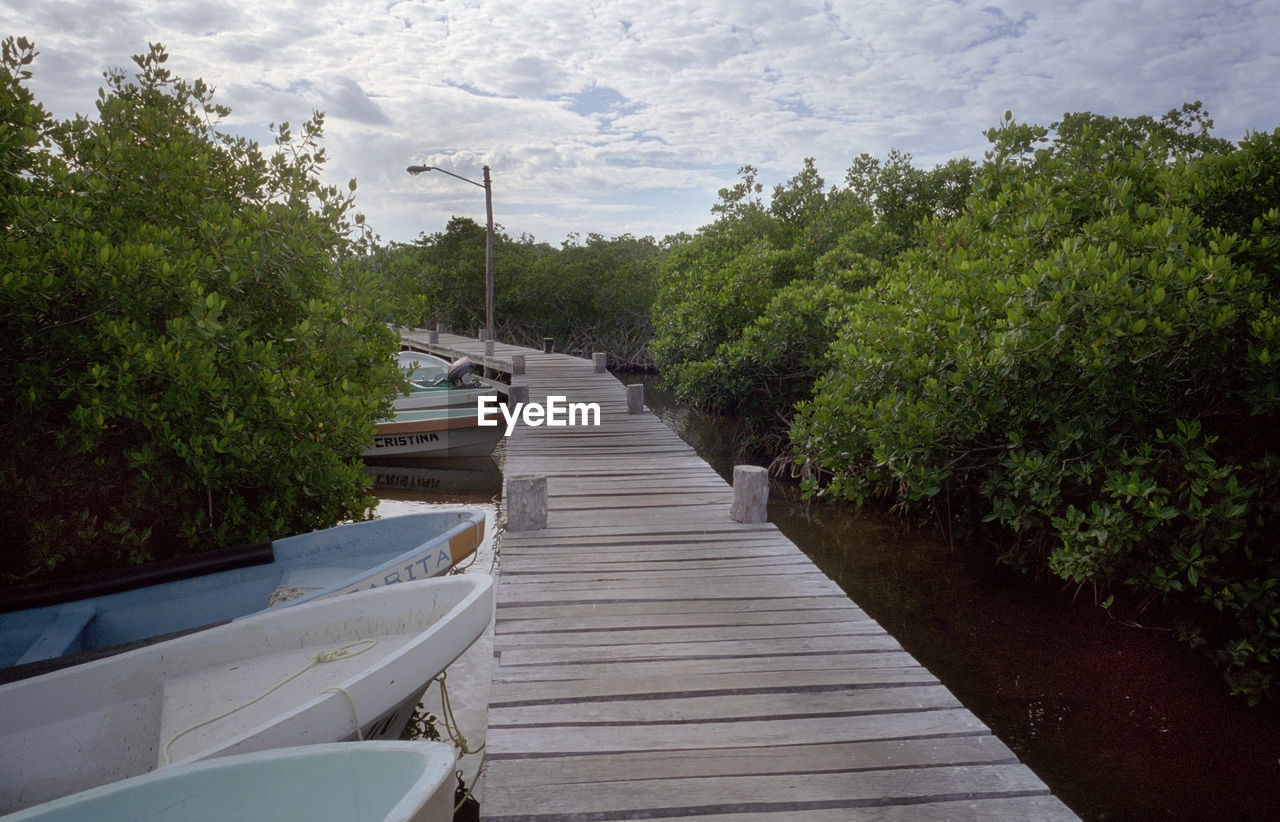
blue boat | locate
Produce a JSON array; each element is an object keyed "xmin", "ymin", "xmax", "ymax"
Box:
[{"xmin": 0, "ymin": 510, "xmax": 485, "ymax": 673}]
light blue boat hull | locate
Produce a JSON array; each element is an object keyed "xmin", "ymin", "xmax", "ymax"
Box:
[{"xmin": 4, "ymin": 741, "xmax": 457, "ymax": 822}]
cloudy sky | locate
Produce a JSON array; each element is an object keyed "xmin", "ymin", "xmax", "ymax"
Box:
[{"xmin": 6, "ymin": 0, "xmax": 1278, "ymax": 245}]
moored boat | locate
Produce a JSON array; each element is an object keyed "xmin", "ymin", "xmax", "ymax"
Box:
[
  {"xmin": 366, "ymin": 405, "xmax": 505, "ymax": 458},
  {"xmin": 392, "ymin": 351, "xmax": 491, "ymax": 413},
  {"xmin": 361, "ymin": 351, "xmax": 504, "ymax": 458},
  {"xmin": 0, "ymin": 574, "xmax": 494, "ymax": 813},
  {"xmin": 0, "ymin": 510, "xmax": 485, "ymax": 672},
  {"xmin": 3, "ymin": 741, "xmax": 457, "ymax": 821}
]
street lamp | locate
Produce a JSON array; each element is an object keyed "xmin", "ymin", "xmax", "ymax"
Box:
[{"xmin": 406, "ymin": 164, "xmax": 495, "ymax": 340}]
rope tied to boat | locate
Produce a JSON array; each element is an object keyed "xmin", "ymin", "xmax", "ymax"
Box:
[
  {"xmin": 160, "ymin": 638, "xmax": 378, "ymax": 765},
  {"xmin": 435, "ymin": 670, "xmax": 484, "ymax": 757}
]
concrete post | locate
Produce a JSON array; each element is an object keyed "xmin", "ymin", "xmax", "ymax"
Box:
[
  {"xmin": 593, "ymin": 352, "xmax": 607, "ymax": 373},
  {"xmin": 479, "ymin": 328, "xmax": 490, "ymax": 342},
  {"xmin": 427, "ymin": 330, "xmax": 439, "ymax": 344},
  {"xmin": 510, "ymin": 354, "xmax": 526, "ymax": 375},
  {"xmin": 436, "ymin": 322, "xmax": 445, "ymax": 333},
  {"xmin": 731, "ymin": 465, "xmax": 769, "ymax": 523},
  {"xmin": 627, "ymin": 384, "xmax": 645, "ymax": 415},
  {"xmin": 508, "ymin": 384, "xmax": 529, "ymax": 406},
  {"xmin": 485, "ymin": 340, "xmax": 495, "ymax": 357},
  {"xmin": 506, "ymin": 475, "xmax": 547, "ymax": 531}
]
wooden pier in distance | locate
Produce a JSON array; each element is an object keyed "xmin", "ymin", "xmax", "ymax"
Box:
[{"xmin": 401, "ymin": 331, "xmax": 1079, "ymax": 821}]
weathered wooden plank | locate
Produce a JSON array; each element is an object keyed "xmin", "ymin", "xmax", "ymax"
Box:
[
  {"xmin": 488, "ymin": 666, "xmax": 941, "ymax": 703},
  {"xmin": 483, "ymin": 707, "xmax": 993, "ymax": 756},
  {"xmin": 489, "ymin": 650, "xmax": 925, "ymax": 684},
  {"xmin": 494, "ymin": 595, "xmax": 862, "ymax": 620},
  {"xmin": 481, "ymin": 732, "xmax": 1016, "ymax": 786},
  {"xmin": 495, "ymin": 633, "xmax": 907, "ymax": 667},
  {"xmin": 495, "ymin": 606, "xmax": 871, "ymax": 633},
  {"xmin": 491, "ymin": 580, "xmax": 849, "ymax": 604},
  {"xmin": 397, "ymin": 331, "xmax": 1077, "ymax": 820},
  {"xmin": 492, "ymin": 621, "xmax": 894, "ymax": 652},
  {"xmin": 488, "ymin": 685, "xmax": 964, "ymax": 731},
  {"xmin": 498, "ymin": 553, "xmax": 816, "ymax": 572},
  {"xmin": 480, "ymin": 764, "xmax": 1057, "ymax": 818},
  {"xmin": 482, "ymin": 796, "xmax": 1079, "ymax": 822}
]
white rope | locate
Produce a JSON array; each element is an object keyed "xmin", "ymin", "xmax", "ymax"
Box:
[
  {"xmin": 321, "ymin": 685, "xmax": 365, "ymax": 741},
  {"xmin": 161, "ymin": 638, "xmax": 377, "ymax": 764}
]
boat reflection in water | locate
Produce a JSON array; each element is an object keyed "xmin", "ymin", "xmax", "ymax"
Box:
[{"xmin": 363, "ymin": 456, "xmax": 503, "ymax": 501}]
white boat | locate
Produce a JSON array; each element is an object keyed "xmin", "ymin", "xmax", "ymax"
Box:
[
  {"xmin": 366, "ymin": 406, "xmax": 505, "ymax": 458},
  {"xmin": 0, "ymin": 510, "xmax": 485, "ymax": 671},
  {"xmin": 4, "ymin": 741, "xmax": 457, "ymax": 822},
  {"xmin": 0, "ymin": 575, "xmax": 494, "ymax": 813},
  {"xmin": 362, "ymin": 352, "xmax": 504, "ymax": 458},
  {"xmin": 392, "ymin": 351, "xmax": 490, "ymax": 413}
]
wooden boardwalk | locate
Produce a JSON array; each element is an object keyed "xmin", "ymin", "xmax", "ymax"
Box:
[{"xmin": 403, "ymin": 332, "xmax": 1078, "ymax": 821}]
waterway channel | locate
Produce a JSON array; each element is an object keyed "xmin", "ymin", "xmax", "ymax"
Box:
[{"xmin": 373, "ymin": 381, "xmax": 1280, "ymax": 821}]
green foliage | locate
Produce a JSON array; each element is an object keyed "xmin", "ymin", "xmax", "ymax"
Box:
[
  {"xmin": 0, "ymin": 39, "xmax": 402, "ymax": 580},
  {"xmin": 651, "ymin": 155, "xmax": 973, "ymax": 453},
  {"xmin": 376, "ymin": 224, "xmax": 663, "ymax": 368},
  {"xmin": 793, "ymin": 104, "xmax": 1280, "ymax": 701}
]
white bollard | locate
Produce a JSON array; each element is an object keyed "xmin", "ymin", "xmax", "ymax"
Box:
[
  {"xmin": 593, "ymin": 352, "xmax": 607, "ymax": 373},
  {"xmin": 506, "ymin": 475, "xmax": 547, "ymax": 531},
  {"xmin": 627, "ymin": 384, "xmax": 645, "ymax": 415},
  {"xmin": 730, "ymin": 465, "xmax": 769, "ymax": 523}
]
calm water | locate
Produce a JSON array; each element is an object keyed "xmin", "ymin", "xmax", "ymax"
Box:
[{"xmin": 635, "ymin": 376, "xmax": 1280, "ymax": 821}]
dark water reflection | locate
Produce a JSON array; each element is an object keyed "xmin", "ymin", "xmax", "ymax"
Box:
[{"xmin": 639, "ymin": 375, "xmax": 1280, "ymax": 822}]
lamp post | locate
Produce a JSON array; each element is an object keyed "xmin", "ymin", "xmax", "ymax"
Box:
[{"xmin": 406, "ymin": 163, "xmax": 495, "ymax": 340}]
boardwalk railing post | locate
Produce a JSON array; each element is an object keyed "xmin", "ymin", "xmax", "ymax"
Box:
[
  {"xmin": 427, "ymin": 329, "xmax": 439, "ymax": 344},
  {"xmin": 730, "ymin": 465, "xmax": 769, "ymax": 523},
  {"xmin": 627, "ymin": 384, "xmax": 645, "ymax": 415},
  {"xmin": 485, "ymin": 340, "xmax": 496, "ymax": 357},
  {"xmin": 508, "ymin": 384, "xmax": 529, "ymax": 406},
  {"xmin": 511, "ymin": 354, "xmax": 526, "ymax": 375},
  {"xmin": 592, "ymin": 352, "xmax": 607, "ymax": 373},
  {"xmin": 479, "ymin": 328, "xmax": 490, "ymax": 341},
  {"xmin": 506, "ymin": 475, "xmax": 547, "ymax": 531},
  {"xmin": 436, "ymin": 321, "xmax": 445, "ymax": 333},
  {"xmin": 543, "ymin": 337, "xmax": 554, "ymax": 353}
]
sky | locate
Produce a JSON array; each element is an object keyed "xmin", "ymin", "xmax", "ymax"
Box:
[{"xmin": 4, "ymin": 0, "xmax": 1279, "ymax": 246}]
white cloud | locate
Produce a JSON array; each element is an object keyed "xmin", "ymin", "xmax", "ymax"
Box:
[{"xmin": 5, "ymin": 0, "xmax": 1279, "ymax": 244}]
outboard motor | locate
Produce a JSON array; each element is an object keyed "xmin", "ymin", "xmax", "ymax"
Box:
[{"xmin": 446, "ymin": 356, "xmax": 477, "ymax": 388}]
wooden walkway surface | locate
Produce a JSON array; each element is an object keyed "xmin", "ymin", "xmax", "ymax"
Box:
[{"xmin": 404, "ymin": 332, "xmax": 1078, "ymax": 821}]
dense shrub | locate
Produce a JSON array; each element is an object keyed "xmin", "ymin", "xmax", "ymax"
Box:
[
  {"xmin": 651, "ymin": 156, "xmax": 973, "ymax": 453},
  {"xmin": 0, "ymin": 40, "xmax": 402, "ymax": 581},
  {"xmin": 793, "ymin": 107, "xmax": 1280, "ymax": 700},
  {"xmin": 377, "ymin": 223, "xmax": 663, "ymax": 368}
]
